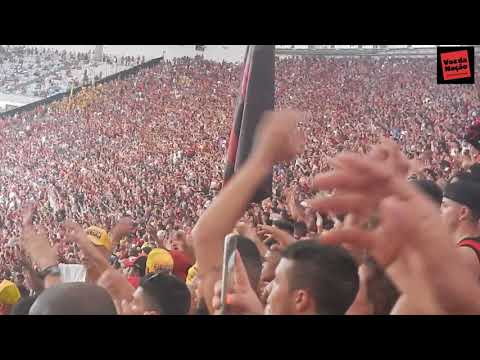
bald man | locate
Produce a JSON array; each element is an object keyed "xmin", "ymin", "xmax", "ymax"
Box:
[{"xmin": 29, "ymin": 283, "xmax": 117, "ymax": 315}]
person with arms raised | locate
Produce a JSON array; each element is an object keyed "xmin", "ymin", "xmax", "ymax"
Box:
[
  {"xmin": 63, "ymin": 220, "xmax": 190, "ymax": 315},
  {"xmin": 21, "ymin": 204, "xmax": 135, "ymax": 287},
  {"xmin": 191, "ymin": 109, "xmax": 305, "ymax": 314},
  {"xmin": 306, "ymin": 141, "xmax": 480, "ymax": 314}
]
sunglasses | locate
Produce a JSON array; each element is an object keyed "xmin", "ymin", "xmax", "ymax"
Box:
[{"xmin": 144, "ymin": 268, "xmax": 172, "ymax": 283}]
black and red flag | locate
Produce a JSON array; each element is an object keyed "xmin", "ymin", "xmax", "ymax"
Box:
[{"xmin": 223, "ymin": 45, "xmax": 275, "ymax": 203}]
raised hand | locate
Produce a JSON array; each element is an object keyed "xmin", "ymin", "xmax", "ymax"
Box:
[
  {"xmin": 64, "ymin": 220, "xmax": 110, "ymax": 274},
  {"xmin": 257, "ymin": 224, "xmax": 295, "ymax": 249},
  {"xmin": 111, "ymin": 217, "xmax": 135, "ymax": 246},
  {"xmin": 305, "ymin": 142, "xmax": 480, "ymax": 314},
  {"xmin": 235, "ymin": 222, "xmax": 260, "ymax": 243},
  {"xmin": 307, "ymin": 153, "xmax": 408, "ymax": 217},
  {"xmin": 252, "ymin": 110, "xmax": 305, "ymax": 166},
  {"xmin": 21, "ymin": 228, "xmax": 55, "ymax": 268},
  {"xmin": 235, "ymin": 222, "xmax": 268, "ymax": 257},
  {"xmin": 21, "ymin": 204, "xmax": 57, "ymax": 272},
  {"xmin": 286, "ymin": 187, "xmax": 306, "ymax": 222}
]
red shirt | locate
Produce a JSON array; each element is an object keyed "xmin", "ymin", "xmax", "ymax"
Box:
[
  {"xmin": 169, "ymin": 250, "xmax": 193, "ymax": 282},
  {"xmin": 127, "ymin": 275, "xmax": 141, "ymax": 289},
  {"xmin": 458, "ymin": 237, "xmax": 480, "ymax": 264}
]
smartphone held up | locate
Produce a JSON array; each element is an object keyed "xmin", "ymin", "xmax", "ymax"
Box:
[{"xmin": 220, "ymin": 234, "xmax": 238, "ymax": 315}]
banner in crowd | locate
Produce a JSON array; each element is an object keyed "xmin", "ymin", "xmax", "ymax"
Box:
[{"xmin": 224, "ymin": 45, "xmax": 275, "ymax": 203}]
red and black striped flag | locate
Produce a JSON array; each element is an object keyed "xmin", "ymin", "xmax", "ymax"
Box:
[{"xmin": 224, "ymin": 45, "xmax": 275, "ymax": 203}]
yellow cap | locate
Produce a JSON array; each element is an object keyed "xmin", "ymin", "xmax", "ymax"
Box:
[
  {"xmin": 186, "ymin": 262, "xmax": 198, "ymax": 286},
  {"xmin": 86, "ymin": 226, "xmax": 112, "ymax": 251},
  {"xmin": 146, "ymin": 249, "xmax": 174, "ymax": 274},
  {"xmin": 0, "ymin": 280, "xmax": 21, "ymax": 305}
]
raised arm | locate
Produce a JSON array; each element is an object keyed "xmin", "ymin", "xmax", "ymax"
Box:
[
  {"xmin": 15, "ymin": 245, "xmax": 44, "ymax": 294},
  {"xmin": 235, "ymin": 222, "xmax": 268, "ymax": 258},
  {"xmin": 65, "ymin": 220, "xmax": 136, "ymax": 312},
  {"xmin": 110, "ymin": 217, "xmax": 135, "ymax": 249},
  {"xmin": 21, "ymin": 204, "xmax": 61, "ymax": 289},
  {"xmin": 192, "ymin": 110, "xmax": 305, "ymax": 313},
  {"xmin": 257, "ymin": 224, "xmax": 296, "ymax": 250},
  {"xmin": 308, "ymin": 142, "xmax": 480, "ymax": 314},
  {"xmin": 286, "ymin": 187, "xmax": 306, "ymax": 223}
]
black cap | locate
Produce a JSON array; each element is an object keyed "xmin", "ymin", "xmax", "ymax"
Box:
[
  {"xmin": 444, "ymin": 180, "xmax": 480, "ymax": 213},
  {"xmin": 411, "ymin": 179, "xmax": 443, "ymax": 206},
  {"xmin": 450, "ymin": 171, "xmax": 476, "ymax": 183}
]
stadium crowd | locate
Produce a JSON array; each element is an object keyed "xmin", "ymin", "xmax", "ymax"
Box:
[
  {"xmin": 0, "ymin": 54, "xmax": 480, "ymax": 315},
  {"xmin": 0, "ymin": 46, "xmax": 138, "ymax": 99}
]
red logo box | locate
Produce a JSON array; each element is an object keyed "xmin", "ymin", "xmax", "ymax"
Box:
[{"xmin": 440, "ymin": 50, "xmax": 471, "ymax": 80}]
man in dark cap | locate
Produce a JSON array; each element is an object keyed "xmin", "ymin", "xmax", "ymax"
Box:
[
  {"xmin": 441, "ymin": 179, "xmax": 480, "ymax": 274},
  {"xmin": 449, "ymin": 164, "xmax": 480, "ymax": 185},
  {"xmin": 411, "ymin": 179, "xmax": 443, "ymax": 207},
  {"xmin": 450, "ymin": 171, "xmax": 476, "ymax": 184},
  {"xmin": 29, "ymin": 283, "xmax": 117, "ymax": 315}
]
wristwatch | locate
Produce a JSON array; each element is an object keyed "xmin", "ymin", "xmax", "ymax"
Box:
[{"xmin": 38, "ymin": 264, "xmax": 61, "ymax": 280}]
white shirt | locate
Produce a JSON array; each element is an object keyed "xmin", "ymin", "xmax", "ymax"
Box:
[{"xmin": 59, "ymin": 263, "xmax": 87, "ymax": 283}]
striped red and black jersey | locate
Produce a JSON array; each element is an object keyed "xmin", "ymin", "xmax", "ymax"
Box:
[{"xmin": 458, "ymin": 237, "xmax": 480, "ymax": 263}]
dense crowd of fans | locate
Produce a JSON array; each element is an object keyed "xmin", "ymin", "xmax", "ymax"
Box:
[
  {"xmin": 0, "ymin": 46, "xmax": 137, "ymax": 99},
  {"xmin": 0, "ymin": 53, "xmax": 480, "ymax": 315}
]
